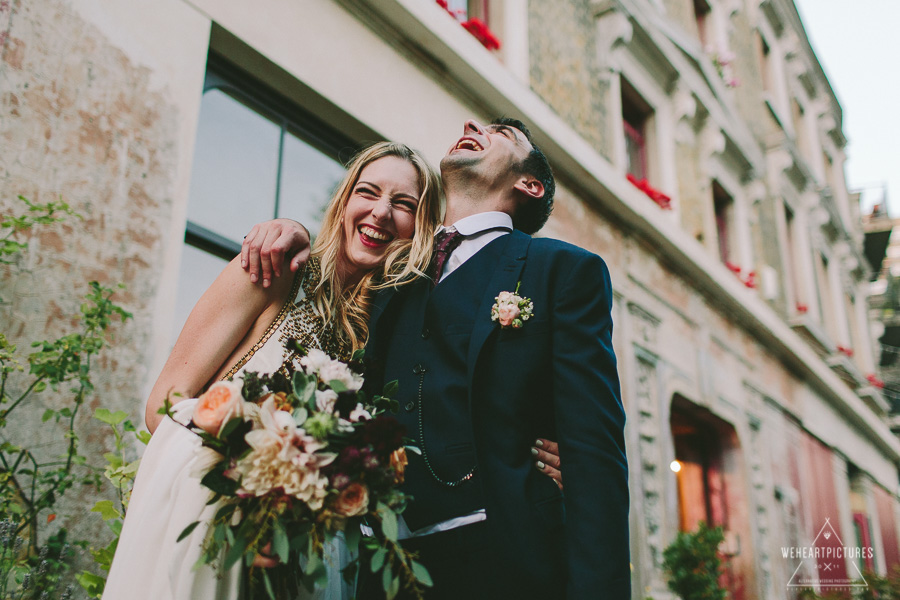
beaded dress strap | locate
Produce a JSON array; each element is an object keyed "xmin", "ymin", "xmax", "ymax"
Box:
[{"xmin": 220, "ymin": 271, "xmax": 305, "ymax": 381}]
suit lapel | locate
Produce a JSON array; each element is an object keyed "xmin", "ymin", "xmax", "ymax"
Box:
[
  {"xmin": 366, "ymin": 285, "xmax": 401, "ymax": 363},
  {"xmin": 466, "ymin": 230, "xmax": 532, "ymax": 387}
]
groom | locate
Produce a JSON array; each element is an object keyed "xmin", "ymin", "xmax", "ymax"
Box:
[{"xmin": 244, "ymin": 118, "xmax": 629, "ymax": 599}]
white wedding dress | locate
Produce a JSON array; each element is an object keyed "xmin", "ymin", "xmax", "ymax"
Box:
[{"xmin": 103, "ymin": 262, "xmax": 354, "ymax": 600}]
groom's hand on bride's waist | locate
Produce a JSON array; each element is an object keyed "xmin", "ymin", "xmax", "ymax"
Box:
[{"xmin": 242, "ymin": 219, "xmax": 311, "ymax": 288}]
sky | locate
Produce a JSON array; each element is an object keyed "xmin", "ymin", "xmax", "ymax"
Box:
[{"xmin": 792, "ymin": 0, "xmax": 900, "ymax": 217}]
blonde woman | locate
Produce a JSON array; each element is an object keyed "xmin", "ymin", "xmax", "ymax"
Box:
[{"xmin": 104, "ymin": 142, "xmax": 443, "ymax": 600}]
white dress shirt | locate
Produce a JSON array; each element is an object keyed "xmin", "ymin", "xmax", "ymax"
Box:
[{"xmin": 436, "ymin": 211, "xmax": 513, "ymax": 283}]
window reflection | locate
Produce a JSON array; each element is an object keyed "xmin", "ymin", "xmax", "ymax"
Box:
[
  {"xmin": 172, "ymin": 70, "xmax": 348, "ymax": 346},
  {"xmin": 187, "ymin": 88, "xmax": 280, "ymax": 245},
  {"xmin": 278, "ymin": 130, "xmax": 345, "ymax": 238}
]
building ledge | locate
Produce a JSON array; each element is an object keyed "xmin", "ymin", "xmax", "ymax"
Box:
[
  {"xmin": 789, "ymin": 315, "xmax": 832, "ymax": 358},
  {"xmin": 825, "ymin": 353, "xmax": 864, "ymax": 390},
  {"xmin": 857, "ymin": 385, "xmax": 890, "ymax": 417}
]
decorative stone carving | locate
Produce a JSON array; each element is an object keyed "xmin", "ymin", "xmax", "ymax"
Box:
[
  {"xmin": 744, "ymin": 386, "xmax": 776, "ymax": 598},
  {"xmin": 636, "ymin": 354, "xmax": 666, "ymax": 583}
]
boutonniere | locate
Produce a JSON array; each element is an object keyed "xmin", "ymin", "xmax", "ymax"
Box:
[{"xmin": 491, "ymin": 282, "xmax": 534, "ymax": 329}]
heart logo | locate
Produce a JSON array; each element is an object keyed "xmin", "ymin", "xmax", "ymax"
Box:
[{"xmin": 824, "ymin": 532, "xmax": 832, "ymax": 540}]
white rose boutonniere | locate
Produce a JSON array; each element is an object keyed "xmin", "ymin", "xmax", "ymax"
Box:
[{"xmin": 491, "ymin": 282, "xmax": 534, "ymax": 329}]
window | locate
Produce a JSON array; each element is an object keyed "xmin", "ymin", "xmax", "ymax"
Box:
[
  {"xmin": 814, "ymin": 253, "xmax": 836, "ymax": 339},
  {"xmin": 784, "ymin": 205, "xmax": 805, "ymax": 311},
  {"xmin": 622, "ymin": 79, "xmax": 653, "ymax": 181},
  {"xmin": 713, "ymin": 182, "xmax": 734, "ymax": 264},
  {"xmin": 693, "ymin": 0, "xmax": 711, "ymax": 47},
  {"xmin": 172, "ymin": 63, "xmax": 351, "ymax": 343},
  {"xmin": 446, "ymin": 0, "xmax": 489, "ymax": 23},
  {"xmin": 791, "ymin": 100, "xmax": 810, "ymax": 160}
]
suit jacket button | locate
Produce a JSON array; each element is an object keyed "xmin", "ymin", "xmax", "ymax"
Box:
[
  {"xmin": 421, "ymin": 328, "xmax": 430, "ymax": 339},
  {"xmin": 404, "ymin": 401, "xmax": 416, "ymax": 412}
]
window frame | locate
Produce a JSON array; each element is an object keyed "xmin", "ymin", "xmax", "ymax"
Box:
[{"xmin": 186, "ymin": 54, "xmax": 357, "ymax": 259}]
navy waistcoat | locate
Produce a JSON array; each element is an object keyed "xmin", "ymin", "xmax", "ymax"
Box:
[{"xmin": 382, "ymin": 237, "xmax": 509, "ymax": 530}]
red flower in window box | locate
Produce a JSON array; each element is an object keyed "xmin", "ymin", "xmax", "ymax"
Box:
[
  {"xmin": 743, "ymin": 271, "xmax": 756, "ymax": 289},
  {"xmin": 836, "ymin": 345, "xmax": 854, "ymax": 358},
  {"xmin": 796, "ymin": 303, "xmax": 808, "ymax": 314},
  {"xmin": 626, "ymin": 174, "xmax": 672, "ymax": 210},
  {"xmin": 866, "ymin": 374, "xmax": 885, "ymax": 389},
  {"xmin": 461, "ymin": 18, "xmax": 501, "ymax": 50}
]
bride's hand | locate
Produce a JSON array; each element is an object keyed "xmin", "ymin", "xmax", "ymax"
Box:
[
  {"xmin": 252, "ymin": 542, "xmax": 280, "ymax": 568},
  {"xmin": 241, "ymin": 218, "xmax": 311, "ymax": 288},
  {"xmin": 533, "ymin": 438, "xmax": 562, "ymax": 490}
]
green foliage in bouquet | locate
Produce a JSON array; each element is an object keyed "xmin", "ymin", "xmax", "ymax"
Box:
[
  {"xmin": 178, "ymin": 348, "xmax": 431, "ymax": 600},
  {"xmin": 662, "ymin": 521, "xmax": 727, "ymax": 600},
  {"xmin": 1, "ymin": 196, "xmax": 131, "ymax": 598}
]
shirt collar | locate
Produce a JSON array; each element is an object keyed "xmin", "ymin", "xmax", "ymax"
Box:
[{"xmin": 438, "ymin": 212, "xmax": 514, "ymax": 237}]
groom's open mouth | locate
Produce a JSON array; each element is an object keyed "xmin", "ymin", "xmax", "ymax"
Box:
[
  {"xmin": 454, "ymin": 137, "xmax": 483, "ymax": 152},
  {"xmin": 358, "ymin": 224, "xmax": 394, "ymax": 248}
]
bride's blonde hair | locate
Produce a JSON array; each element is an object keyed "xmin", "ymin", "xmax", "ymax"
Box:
[{"xmin": 309, "ymin": 142, "xmax": 442, "ymax": 352}]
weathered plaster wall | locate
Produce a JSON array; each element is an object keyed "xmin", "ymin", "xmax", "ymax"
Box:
[
  {"xmin": 0, "ymin": 0, "xmax": 208, "ymax": 547},
  {"xmin": 528, "ymin": 0, "xmax": 612, "ymax": 160}
]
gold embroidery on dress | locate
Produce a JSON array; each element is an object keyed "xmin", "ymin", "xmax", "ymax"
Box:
[
  {"xmin": 278, "ymin": 258, "xmax": 352, "ymax": 369},
  {"xmin": 221, "ymin": 272, "xmax": 304, "ymax": 381},
  {"xmin": 221, "ymin": 257, "xmax": 353, "ymax": 382}
]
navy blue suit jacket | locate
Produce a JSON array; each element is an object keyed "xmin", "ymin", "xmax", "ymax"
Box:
[{"xmin": 366, "ymin": 230, "xmax": 630, "ymax": 599}]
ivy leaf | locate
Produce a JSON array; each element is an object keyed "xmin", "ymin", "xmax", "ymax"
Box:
[
  {"xmin": 91, "ymin": 500, "xmax": 121, "ymax": 521},
  {"xmin": 94, "ymin": 408, "xmax": 128, "ymax": 426}
]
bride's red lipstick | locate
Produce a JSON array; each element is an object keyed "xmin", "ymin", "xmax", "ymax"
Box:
[{"xmin": 358, "ymin": 224, "xmax": 393, "ymax": 248}]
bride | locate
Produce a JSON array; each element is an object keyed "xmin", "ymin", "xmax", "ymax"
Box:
[{"xmin": 103, "ymin": 141, "xmax": 443, "ymax": 600}]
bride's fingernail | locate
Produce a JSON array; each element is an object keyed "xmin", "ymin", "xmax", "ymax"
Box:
[
  {"xmin": 535, "ymin": 439, "xmax": 543, "ymax": 447},
  {"xmin": 536, "ymin": 461, "xmax": 545, "ymax": 470},
  {"xmin": 531, "ymin": 447, "xmax": 539, "ymax": 456}
]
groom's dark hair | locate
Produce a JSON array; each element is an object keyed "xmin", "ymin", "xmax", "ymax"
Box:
[{"xmin": 492, "ymin": 117, "xmax": 555, "ymax": 234}]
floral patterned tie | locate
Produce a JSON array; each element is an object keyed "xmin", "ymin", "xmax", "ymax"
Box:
[{"xmin": 430, "ymin": 227, "xmax": 463, "ymax": 285}]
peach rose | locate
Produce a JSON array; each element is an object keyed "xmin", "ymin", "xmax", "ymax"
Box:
[
  {"xmin": 194, "ymin": 381, "xmax": 244, "ymax": 436},
  {"xmin": 497, "ymin": 303, "xmax": 521, "ymax": 328},
  {"xmin": 333, "ymin": 482, "xmax": 369, "ymax": 517}
]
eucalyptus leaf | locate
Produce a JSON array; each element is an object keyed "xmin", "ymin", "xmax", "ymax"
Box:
[
  {"xmin": 177, "ymin": 521, "xmax": 202, "ymax": 543},
  {"xmin": 370, "ymin": 547, "xmax": 387, "ymax": 573},
  {"xmin": 262, "ymin": 569, "xmax": 276, "ymax": 600},
  {"xmin": 411, "ymin": 560, "xmax": 433, "ymax": 587},
  {"xmin": 223, "ymin": 533, "xmax": 250, "ymax": 571},
  {"xmin": 378, "ymin": 503, "xmax": 398, "ymax": 542},
  {"xmin": 383, "ymin": 562, "xmax": 395, "ymax": 598},
  {"xmin": 272, "ymin": 520, "xmax": 290, "ymax": 564}
]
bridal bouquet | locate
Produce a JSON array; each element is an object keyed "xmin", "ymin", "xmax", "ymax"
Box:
[{"xmin": 176, "ymin": 347, "xmax": 431, "ymax": 599}]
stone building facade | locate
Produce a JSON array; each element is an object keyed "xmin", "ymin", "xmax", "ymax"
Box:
[{"xmin": 1, "ymin": 0, "xmax": 898, "ymax": 597}]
